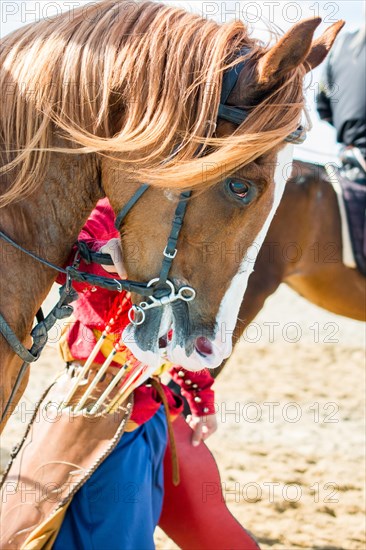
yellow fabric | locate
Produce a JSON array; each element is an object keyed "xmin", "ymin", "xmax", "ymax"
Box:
[
  {"xmin": 21, "ymin": 503, "xmax": 70, "ymax": 550},
  {"xmin": 124, "ymin": 419, "xmax": 140, "ymax": 432},
  {"xmin": 58, "ymin": 326, "xmax": 76, "ymax": 363},
  {"xmin": 93, "ymin": 330, "xmax": 130, "ymax": 364}
]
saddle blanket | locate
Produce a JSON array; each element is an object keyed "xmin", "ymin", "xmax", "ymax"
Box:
[{"xmin": 326, "ymin": 165, "xmax": 366, "ymax": 275}]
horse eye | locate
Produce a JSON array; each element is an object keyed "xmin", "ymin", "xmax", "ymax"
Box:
[{"xmin": 226, "ymin": 178, "xmax": 253, "ymax": 203}]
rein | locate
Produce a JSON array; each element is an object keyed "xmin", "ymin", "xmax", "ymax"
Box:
[
  {"xmin": 0, "ymin": 229, "xmax": 155, "ymax": 296},
  {"xmin": 0, "ymin": 285, "xmax": 77, "ymax": 423},
  {"xmin": 0, "ymin": 49, "xmax": 307, "ymax": 424}
]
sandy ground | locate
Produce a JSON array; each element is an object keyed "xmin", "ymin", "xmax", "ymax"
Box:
[{"xmin": 1, "ymin": 284, "xmax": 365, "ymax": 550}]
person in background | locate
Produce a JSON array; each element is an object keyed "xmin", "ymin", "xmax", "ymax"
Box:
[
  {"xmin": 316, "ymin": 25, "xmax": 366, "ymax": 177},
  {"xmin": 316, "ymin": 24, "xmax": 366, "ymax": 275}
]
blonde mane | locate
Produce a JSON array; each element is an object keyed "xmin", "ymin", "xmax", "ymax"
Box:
[{"xmin": 0, "ymin": 0, "xmax": 305, "ymax": 207}]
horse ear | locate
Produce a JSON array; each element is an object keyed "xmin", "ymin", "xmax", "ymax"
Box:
[
  {"xmin": 257, "ymin": 17, "xmax": 322, "ymax": 86},
  {"xmin": 303, "ymin": 20, "xmax": 345, "ymax": 72}
]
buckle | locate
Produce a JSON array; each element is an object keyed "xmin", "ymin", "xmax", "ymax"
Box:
[{"xmin": 163, "ymin": 246, "xmax": 177, "ymax": 259}]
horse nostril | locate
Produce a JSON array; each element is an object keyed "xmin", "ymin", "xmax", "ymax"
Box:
[
  {"xmin": 159, "ymin": 335, "xmax": 168, "ymax": 349},
  {"xmin": 195, "ymin": 336, "xmax": 213, "ymax": 357},
  {"xmin": 159, "ymin": 330, "xmax": 173, "ymax": 349}
]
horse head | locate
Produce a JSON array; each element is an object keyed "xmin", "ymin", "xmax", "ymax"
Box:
[{"xmin": 103, "ymin": 17, "xmax": 344, "ymax": 372}]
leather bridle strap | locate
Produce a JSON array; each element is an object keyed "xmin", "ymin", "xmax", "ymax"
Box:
[
  {"xmin": 0, "ymin": 311, "xmax": 39, "ymax": 364},
  {"xmin": 218, "ymin": 98, "xmax": 306, "ymax": 144},
  {"xmin": 157, "ymin": 190, "xmax": 191, "ymax": 288},
  {"xmin": 115, "ymin": 187, "xmax": 192, "ymax": 295},
  {"xmin": 65, "ymin": 266, "xmax": 154, "ymax": 296},
  {"xmin": 0, "ymin": 285, "xmax": 77, "ymax": 424},
  {"xmin": 76, "ymin": 241, "xmax": 114, "ymax": 266},
  {"xmin": 115, "ymin": 183, "xmax": 149, "ymax": 230},
  {"xmin": 113, "ymin": 187, "xmax": 196, "ymax": 326},
  {"xmin": 217, "ymin": 47, "xmax": 306, "ymax": 144},
  {"xmin": 0, "ymin": 229, "xmax": 154, "ymax": 296}
]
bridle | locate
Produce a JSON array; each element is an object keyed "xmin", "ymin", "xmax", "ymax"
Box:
[
  {"xmin": 110, "ymin": 50, "xmax": 306, "ymax": 325},
  {"xmin": 113, "ymin": 186, "xmax": 196, "ymax": 326},
  {"xmin": 0, "ymin": 49, "xmax": 306, "ymax": 423}
]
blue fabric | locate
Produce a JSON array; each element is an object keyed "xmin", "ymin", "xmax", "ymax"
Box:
[{"xmin": 54, "ymin": 407, "xmax": 167, "ymax": 550}]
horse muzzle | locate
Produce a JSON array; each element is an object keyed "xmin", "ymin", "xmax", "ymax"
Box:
[{"xmin": 122, "ymin": 300, "xmax": 232, "ymax": 372}]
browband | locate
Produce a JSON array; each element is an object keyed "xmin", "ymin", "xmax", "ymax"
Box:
[{"xmin": 217, "ymin": 48, "xmax": 306, "ymax": 144}]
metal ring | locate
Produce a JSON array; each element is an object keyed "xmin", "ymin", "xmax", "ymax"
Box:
[
  {"xmin": 147, "ymin": 278, "xmax": 175, "ymax": 301},
  {"xmin": 128, "ymin": 306, "xmax": 145, "ymax": 326},
  {"xmin": 147, "ymin": 278, "xmax": 175, "ymax": 291},
  {"xmin": 179, "ymin": 286, "xmax": 196, "ymax": 302}
]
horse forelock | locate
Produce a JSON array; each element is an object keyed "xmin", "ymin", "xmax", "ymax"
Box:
[{"xmin": 0, "ymin": 0, "xmax": 305, "ymax": 207}]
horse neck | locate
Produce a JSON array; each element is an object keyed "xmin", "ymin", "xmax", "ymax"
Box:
[{"xmin": 0, "ymin": 152, "xmax": 102, "ymax": 339}]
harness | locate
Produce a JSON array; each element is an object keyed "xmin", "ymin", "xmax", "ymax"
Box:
[{"xmin": 0, "ymin": 50, "xmax": 306, "ymax": 423}]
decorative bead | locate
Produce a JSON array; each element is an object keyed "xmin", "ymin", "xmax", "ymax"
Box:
[
  {"xmin": 203, "ymin": 407, "xmax": 209, "ymax": 413},
  {"xmin": 194, "ymin": 396, "xmax": 202, "ymax": 403},
  {"xmin": 91, "ymin": 286, "xmax": 97, "ymax": 292},
  {"xmin": 178, "ymin": 371, "xmax": 185, "ymax": 378},
  {"xmin": 185, "ymin": 379, "xmax": 192, "ymax": 385},
  {"xmin": 192, "ymin": 384, "xmax": 198, "ymax": 389}
]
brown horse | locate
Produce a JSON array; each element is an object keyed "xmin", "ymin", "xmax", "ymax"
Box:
[
  {"xmin": 0, "ymin": 0, "xmax": 343, "ymax": 425},
  {"xmin": 213, "ymin": 159, "xmax": 365, "ymax": 376}
]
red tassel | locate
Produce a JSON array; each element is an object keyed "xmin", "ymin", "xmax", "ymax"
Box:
[{"xmin": 103, "ymin": 294, "xmax": 131, "ymax": 336}]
